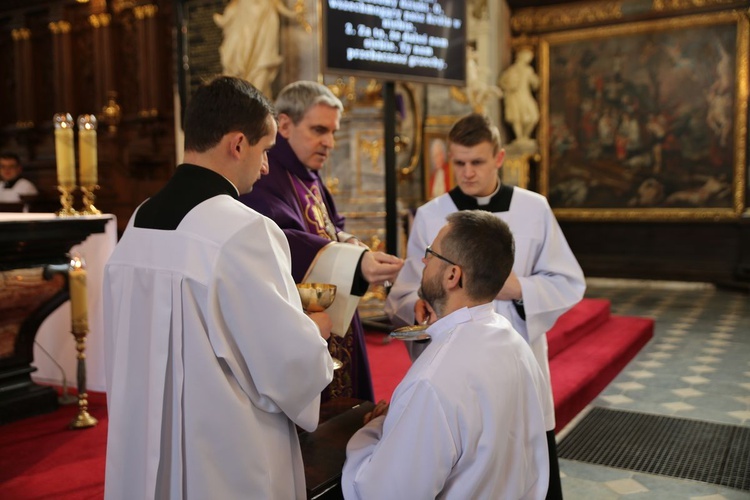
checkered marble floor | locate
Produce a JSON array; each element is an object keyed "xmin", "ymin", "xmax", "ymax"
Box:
[{"xmin": 557, "ymin": 278, "xmax": 750, "ymax": 499}]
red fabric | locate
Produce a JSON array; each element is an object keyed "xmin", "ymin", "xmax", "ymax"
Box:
[
  {"xmin": 364, "ymin": 333, "xmax": 412, "ymax": 402},
  {"xmin": 547, "ymin": 298, "xmax": 611, "ymax": 359},
  {"xmin": 550, "ymin": 315, "xmax": 654, "ymax": 431},
  {"xmin": 0, "ymin": 390, "xmax": 107, "ymax": 499}
]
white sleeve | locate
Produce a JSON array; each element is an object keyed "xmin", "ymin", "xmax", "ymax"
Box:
[
  {"xmin": 518, "ymin": 202, "xmax": 586, "ymax": 343},
  {"xmin": 342, "ymin": 381, "xmax": 457, "ymax": 499},
  {"xmin": 384, "ymin": 208, "xmax": 432, "ymax": 327},
  {"xmin": 211, "ymin": 217, "xmax": 334, "ymax": 431},
  {"xmin": 17, "ymin": 178, "xmax": 38, "ymax": 196}
]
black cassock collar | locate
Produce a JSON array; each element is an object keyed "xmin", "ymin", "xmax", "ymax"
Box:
[
  {"xmin": 135, "ymin": 164, "xmax": 238, "ymax": 230},
  {"xmin": 448, "ymin": 184, "xmax": 514, "ymax": 213},
  {"xmin": 3, "ymin": 176, "xmax": 23, "ymax": 189}
]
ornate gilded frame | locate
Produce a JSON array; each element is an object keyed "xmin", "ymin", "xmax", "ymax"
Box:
[
  {"xmin": 422, "ymin": 116, "xmax": 461, "ymax": 201},
  {"xmin": 538, "ymin": 10, "xmax": 748, "ymax": 220}
]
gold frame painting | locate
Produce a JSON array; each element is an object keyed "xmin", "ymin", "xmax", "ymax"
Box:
[
  {"xmin": 538, "ymin": 10, "xmax": 748, "ymax": 220},
  {"xmin": 423, "ymin": 125, "xmax": 455, "ymax": 201}
]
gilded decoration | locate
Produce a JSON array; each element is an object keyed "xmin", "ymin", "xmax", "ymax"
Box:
[
  {"xmin": 653, "ymin": 0, "xmax": 743, "ymax": 11},
  {"xmin": 355, "ymin": 130, "xmax": 386, "ymax": 196},
  {"xmin": 538, "ymin": 10, "xmax": 748, "ymax": 221},
  {"xmin": 89, "ymin": 13, "xmax": 112, "ymax": 28},
  {"xmin": 48, "ymin": 21, "xmax": 72, "ymax": 35},
  {"xmin": 134, "ymin": 4, "xmax": 158, "ymax": 19},
  {"xmin": 0, "ymin": 268, "xmax": 65, "ymax": 358},
  {"xmin": 11, "ymin": 28, "xmax": 31, "ymax": 41},
  {"xmin": 360, "ymin": 138, "xmax": 384, "ymax": 172},
  {"xmin": 503, "ymin": 152, "xmax": 540, "ymax": 189},
  {"xmin": 511, "ymin": 2, "xmax": 623, "ymax": 33}
]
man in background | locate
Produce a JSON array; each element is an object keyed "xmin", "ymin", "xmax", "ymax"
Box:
[
  {"xmin": 241, "ymin": 81, "xmax": 402, "ymax": 402},
  {"xmin": 0, "ymin": 152, "xmax": 38, "ymax": 210},
  {"xmin": 103, "ymin": 76, "xmax": 334, "ymax": 499},
  {"xmin": 386, "ymin": 113, "xmax": 585, "ymax": 499},
  {"xmin": 344, "ymin": 211, "xmax": 551, "ymax": 499}
]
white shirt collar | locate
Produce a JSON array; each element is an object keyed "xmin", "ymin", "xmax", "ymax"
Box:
[
  {"xmin": 474, "ymin": 181, "xmax": 501, "ymax": 206},
  {"xmin": 427, "ymin": 302, "xmax": 496, "ymax": 342}
]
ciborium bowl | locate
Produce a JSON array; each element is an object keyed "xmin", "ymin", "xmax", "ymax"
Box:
[{"xmin": 296, "ymin": 283, "xmax": 337, "ymax": 312}]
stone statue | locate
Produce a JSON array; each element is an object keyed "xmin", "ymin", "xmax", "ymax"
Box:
[
  {"xmin": 214, "ymin": 0, "xmax": 302, "ymax": 96},
  {"xmin": 465, "ymin": 45, "xmax": 502, "ymax": 114},
  {"xmin": 499, "ymin": 48, "xmax": 540, "ymax": 145}
]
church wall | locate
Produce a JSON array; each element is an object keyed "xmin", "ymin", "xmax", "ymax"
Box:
[
  {"xmin": 0, "ymin": 0, "xmax": 177, "ymax": 234},
  {"xmin": 509, "ymin": 0, "xmax": 750, "ymax": 287},
  {"xmin": 1, "ymin": 0, "xmax": 747, "ymax": 287}
]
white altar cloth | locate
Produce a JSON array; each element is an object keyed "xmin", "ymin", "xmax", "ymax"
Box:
[{"xmin": 22, "ymin": 215, "xmax": 118, "ymax": 393}]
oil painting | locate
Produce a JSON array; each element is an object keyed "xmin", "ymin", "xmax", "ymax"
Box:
[{"xmin": 538, "ymin": 11, "xmax": 748, "ymax": 219}]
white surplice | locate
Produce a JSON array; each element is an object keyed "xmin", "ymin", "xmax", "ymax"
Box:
[
  {"xmin": 0, "ymin": 177, "xmax": 37, "ymax": 202},
  {"xmin": 342, "ymin": 304, "xmax": 550, "ymax": 499},
  {"xmin": 103, "ymin": 196, "xmax": 334, "ymax": 499},
  {"xmin": 385, "ymin": 187, "xmax": 585, "ymax": 430}
]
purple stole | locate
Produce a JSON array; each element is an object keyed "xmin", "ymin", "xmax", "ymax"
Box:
[
  {"xmin": 288, "ymin": 173, "xmax": 367, "ymax": 402},
  {"xmin": 289, "ymin": 173, "xmax": 337, "ymax": 241}
]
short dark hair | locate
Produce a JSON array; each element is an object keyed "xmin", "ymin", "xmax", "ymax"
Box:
[
  {"xmin": 183, "ymin": 76, "xmax": 275, "ymax": 152},
  {"xmin": 448, "ymin": 113, "xmax": 502, "ymax": 155},
  {"xmin": 0, "ymin": 152, "xmax": 21, "ymax": 164},
  {"xmin": 441, "ymin": 210, "xmax": 515, "ymax": 302}
]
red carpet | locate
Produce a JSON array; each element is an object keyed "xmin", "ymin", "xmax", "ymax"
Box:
[
  {"xmin": 0, "ymin": 300, "xmax": 652, "ymax": 498},
  {"xmin": 547, "ymin": 299, "xmax": 654, "ymax": 431},
  {"xmin": 0, "ymin": 390, "xmax": 107, "ymax": 499},
  {"xmin": 364, "ymin": 333, "xmax": 411, "ymax": 402}
]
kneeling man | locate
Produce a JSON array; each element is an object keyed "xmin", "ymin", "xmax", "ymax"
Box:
[{"xmin": 342, "ymin": 211, "xmax": 551, "ymax": 499}]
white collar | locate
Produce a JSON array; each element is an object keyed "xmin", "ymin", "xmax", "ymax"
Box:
[
  {"xmin": 426, "ymin": 302, "xmax": 496, "ymax": 342},
  {"xmin": 474, "ymin": 181, "xmax": 501, "ymax": 206}
]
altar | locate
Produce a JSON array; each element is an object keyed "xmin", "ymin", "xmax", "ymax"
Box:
[{"xmin": 0, "ymin": 213, "xmax": 115, "ymax": 423}]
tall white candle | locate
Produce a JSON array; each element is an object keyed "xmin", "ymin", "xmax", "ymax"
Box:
[
  {"xmin": 54, "ymin": 113, "xmax": 76, "ymax": 187},
  {"xmin": 78, "ymin": 115, "xmax": 98, "ymax": 186}
]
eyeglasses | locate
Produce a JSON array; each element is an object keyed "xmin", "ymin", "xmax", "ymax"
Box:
[
  {"xmin": 424, "ymin": 245, "xmax": 463, "ymax": 287},
  {"xmin": 424, "ymin": 246, "xmax": 458, "ymax": 266}
]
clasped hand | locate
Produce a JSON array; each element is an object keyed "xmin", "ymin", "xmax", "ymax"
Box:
[
  {"xmin": 307, "ymin": 311, "xmax": 332, "ymax": 340},
  {"xmin": 363, "ymin": 399, "xmax": 389, "ymax": 424}
]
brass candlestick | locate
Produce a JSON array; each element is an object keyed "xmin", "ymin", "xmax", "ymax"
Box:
[
  {"xmin": 68, "ymin": 256, "xmax": 98, "ymax": 429},
  {"xmin": 70, "ymin": 322, "xmax": 98, "ymax": 429},
  {"xmin": 56, "ymin": 184, "xmax": 79, "ymax": 217},
  {"xmin": 54, "ymin": 113, "xmax": 78, "ymax": 216},
  {"xmin": 80, "ymin": 185, "xmax": 101, "ymax": 215}
]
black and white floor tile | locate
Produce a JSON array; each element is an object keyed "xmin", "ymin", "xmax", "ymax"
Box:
[{"xmin": 558, "ymin": 278, "xmax": 750, "ymax": 499}]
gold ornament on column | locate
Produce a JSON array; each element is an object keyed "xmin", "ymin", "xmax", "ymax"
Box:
[
  {"xmin": 77, "ymin": 115, "xmax": 101, "ymax": 215},
  {"xmin": 54, "ymin": 113, "xmax": 78, "ymax": 216},
  {"xmin": 68, "ymin": 255, "xmax": 98, "ymax": 429}
]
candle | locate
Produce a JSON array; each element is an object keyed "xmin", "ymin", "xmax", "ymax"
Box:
[
  {"xmin": 54, "ymin": 113, "xmax": 76, "ymax": 187},
  {"xmin": 69, "ymin": 256, "xmax": 88, "ymax": 329},
  {"xmin": 78, "ymin": 115, "xmax": 98, "ymax": 186}
]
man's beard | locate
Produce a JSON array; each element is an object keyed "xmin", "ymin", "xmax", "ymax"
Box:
[{"xmin": 418, "ymin": 271, "xmax": 446, "ymax": 319}]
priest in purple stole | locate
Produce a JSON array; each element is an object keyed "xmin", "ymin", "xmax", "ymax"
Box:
[{"xmin": 240, "ymin": 81, "xmax": 403, "ymax": 402}]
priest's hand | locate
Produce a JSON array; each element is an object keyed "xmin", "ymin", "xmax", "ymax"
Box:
[
  {"xmin": 496, "ymin": 271, "xmax": 522, "ymax": 301},
  {"xmin": 343, "ymin": 236, "xmax": 370, "ymax": 249},
  {"xmin": 414, "ymin": 298, "xmax": 438, "ymax": 325},
  {"xmin": 363, "ymin": 399, "xmax": 389, "ymax": 424},
  {"xmin": 360, "ymin": 251, "xmax": 404, "ymax": 285},
  {"xmin": 307, "ymin": 311, "xmax": 332, "ymax": 340}
]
